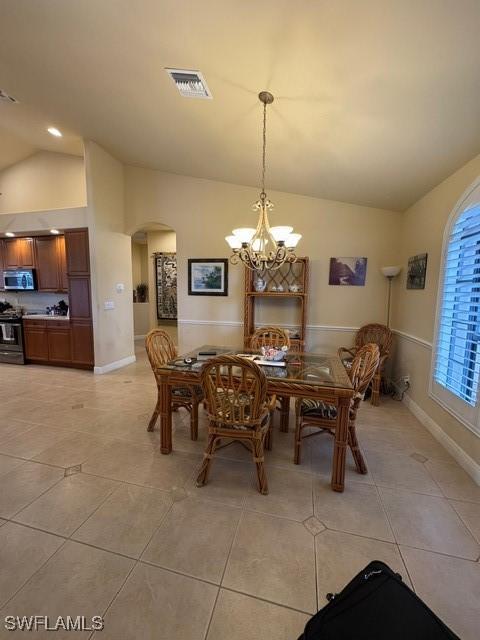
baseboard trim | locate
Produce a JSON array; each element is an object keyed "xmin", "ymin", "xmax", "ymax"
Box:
[
  {"xmin": 403, "ymin": 394, "xmax": 480, "ymax": 486},
  {"xmin": 94, "ymin": 355, "xmax": 136, "ymax": 375}
]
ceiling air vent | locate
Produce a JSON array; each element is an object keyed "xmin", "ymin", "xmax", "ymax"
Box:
[
  {"xmin": 0, "ymin": 89, "xmax": 18, "ymax": 103},
  {"xmin": 165, "ymin": 69, "xmax": 212, "ymax": 99}
]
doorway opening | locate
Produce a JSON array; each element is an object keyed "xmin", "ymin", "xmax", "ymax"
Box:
[{"xmin": 131, "ymin": 223, "xmax": 177, "ymax": 345}]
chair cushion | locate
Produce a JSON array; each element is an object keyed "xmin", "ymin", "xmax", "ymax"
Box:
[
  {"xmin": 300, "ymin": 398, "xmax": 337, "ymax": 419},
  {"xmin": 214, "ymin": 390, "xmax": 270, "ymax": 431}
]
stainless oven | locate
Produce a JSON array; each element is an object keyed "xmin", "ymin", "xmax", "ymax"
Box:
[
  {"xmin": 0, "ymin": 317, "xmax": 25, "ymax": 364},
  {"xmin": 3, "ymin": 269, "xmax": 37, "ymax": 291}
]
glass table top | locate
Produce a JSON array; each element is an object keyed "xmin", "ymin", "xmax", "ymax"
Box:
[{"xmin": 158, "ymin": 345, "xmax": 353, "ymax": 390}]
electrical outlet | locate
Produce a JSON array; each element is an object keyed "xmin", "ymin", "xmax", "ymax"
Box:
[{"xmin": 402, "ymin": 374, "xmax": 410, "ymax": 384}]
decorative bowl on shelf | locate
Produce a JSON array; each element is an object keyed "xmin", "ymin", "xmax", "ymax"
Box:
[
  {"xmin": 260, "ymin": 345, "xmax": 288, "ymax": 361},
  {"xmin": 289, "ymin": 283, "xmax": 302, "ymax": 292}
]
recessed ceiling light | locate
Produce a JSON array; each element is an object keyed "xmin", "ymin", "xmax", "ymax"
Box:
[
  {"xmin": 47, "ymin": 127, "xmax": 62, "ymax": 137},
  {"xmin": 50, "ymin": 229, "xmax": 60, "ymax": 235},
  {"xmin": 5, "ymin": 232, "xmax": 15, "ymax": 237},
  {"xmin": 165, "ymin": 69, "xmax": 212, "ymax": 99}
]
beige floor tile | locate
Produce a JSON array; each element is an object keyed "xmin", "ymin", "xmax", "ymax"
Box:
[
  {"xmin": 401, "ymin": 546, "xmax": 480, "ymax": 640},
  {"xmin": 0, "ymin": 522, "xmax": 63, "ymax": 608},
  {"xmin": 186, "ymin": 458, "xmax": 254, "ymax": 507},
  {"xmin": 0, "ymin": 541, "xmax": 133, "ymax": 640},
  {"xmin": 33, "ymin": 431, "xmax": 114, "ymax": 468},
  {"xmin": 143, "ymin": 496, "xmax": 240, "ymax": 583},
  {"xmin": 0, "ymin": 418, "xmax": 39, "ymax": 444},
  {"xmin": 96, "ymin": 562, "xmax": 217, "ymax": 640},
  {"xmin": 0, "ymin": 461, "xmax": 64, "ymax": 518},
  {"xmin": 83, "ymin": 440, "xmax": 198, "ymax": 490},
  {"xmin": 366, "ymin": 449, "xmax": 443, "ymax": 495},
  {"xmin": 73, "ymin": 483, "xmax": 172, "ymax": 557},
  {"xmin": 306, "ymin": 435, "xmax": 374, "ymax": 485},
  {"xmin": 449, "ymin": 500, "xmax": 480, "ymax": 543},
  {"xmin": 223, "ymin": 510, "xmax": 316, "ymax": 613},
  {"xmin": 0, "ymin": 426, "xmax": 70, "ymax": 459},
  {"xmin": 425, "ymin": 460, "xmax": 480, "ymax": 502},
  {"xmin": 244, "ymin": 465, "xmax": 314, "ymax": 521},
  {"xmin": 379, "ymin": 486, "xmax": 479, "ymax": 559},
  {"xmin": 207, "ymin": 589, "xmax": 309, "ymax": 640},
  {"xmin": 14, "ymin": 473, "xmax": 118, "ymax": 537},
  {"xmin": 315, "ymin": 529, "xmax": 409, "ymax": 606},
  {"xmin": 314, "ymin": 480, "xmax": 394, "ymax": 541},
  {"xmin": 0, "ymin": 453, "xmax": 24, "ymax": 477}
]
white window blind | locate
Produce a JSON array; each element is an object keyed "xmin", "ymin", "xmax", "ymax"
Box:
[{"xmin": 434, "ymin": 205, "xmax": 480, "ymax": 405}]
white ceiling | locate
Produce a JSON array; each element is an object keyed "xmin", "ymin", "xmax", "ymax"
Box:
[{"xmin": 1, "ymin": 0, "xmax": 480, "ymax": 211}]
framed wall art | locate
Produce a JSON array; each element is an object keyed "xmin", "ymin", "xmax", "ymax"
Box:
[
  {"xmin": 155, "ymin": 252, "xmax": 177, "ymax": 319},
  {"xmin": 406, "ymin": 253, "xmax": 428, "ymax": 289},
  {"xmin": 329, "ymin": 257, "xmax": 367, "ymax": 286},
  {"xmin": 188, "ymin": 259, "xmax": 228, "ymax": 296}
]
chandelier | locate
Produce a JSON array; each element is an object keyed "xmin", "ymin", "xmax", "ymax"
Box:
[{"xmin": 225, "ymin": 91, "xmax": 301, "ymax": 271}]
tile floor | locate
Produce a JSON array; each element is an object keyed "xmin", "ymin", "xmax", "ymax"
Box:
[{"xmin": 0, "ymin": 344, "xmax": 479, "ymax": 639}]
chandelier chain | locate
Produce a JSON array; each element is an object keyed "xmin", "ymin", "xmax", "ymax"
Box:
[{"xmin": 261, "ymin": 100, "xmax": 267, "ymax": 198}]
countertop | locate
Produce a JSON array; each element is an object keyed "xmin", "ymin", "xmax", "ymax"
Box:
[{"xmin": 23, "ymin": 314, "xmax": 70, "ymax": 321}]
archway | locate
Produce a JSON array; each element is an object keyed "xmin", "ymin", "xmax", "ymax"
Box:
[{"xmin": 130, "ymin": 222, "xmax": 178, "ymax": 348}]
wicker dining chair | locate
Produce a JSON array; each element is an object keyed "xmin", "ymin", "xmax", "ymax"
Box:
[
  {"xmin": 294, "ymin": 343, "xmax": 380, "ymax": 474},
  {"xmin": 196, "ymin": 355, "xmax": 271, "ymax": 494},
  {"xmin": 338, "ymin": 323, "xmax": 393, "ymax": 406},
  {"xmin": 145, "ymin": 329, "xmax": 203, "ymax": 440},
  {"xmin": 250, "ymin": 326, "xmax": 291, "ymax": 434}
]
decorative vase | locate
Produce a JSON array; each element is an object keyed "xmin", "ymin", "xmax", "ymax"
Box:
[{"xmin": 254, "ymin": 277, "xmax": 267, "ymax": 292}]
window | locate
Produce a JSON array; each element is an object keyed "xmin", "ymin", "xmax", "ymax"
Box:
[
  {"xmin": 434, "ymin": 205, "xmax": 480, "ymax": 404},
  {"xmin": 432, "ymin": 181, "xmax": 480, "ymax": 435}
]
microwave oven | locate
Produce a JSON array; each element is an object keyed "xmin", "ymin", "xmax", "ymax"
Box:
[{"xmin": 3, "ymin": 269, "xmax": 37, "ymax": 291}]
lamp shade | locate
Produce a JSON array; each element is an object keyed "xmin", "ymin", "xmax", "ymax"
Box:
[
  {"xmin": 286, "ymin": 233, "xmax": 302, "ymax": 248},
  {"xmin": 232, "ymin": 228, "xmax": 256, "ymax": 243},
  {"xmin": 381, "ymin": 265, "xmax": 401, "ymax": 278},
  {"xmin": 270, "ymin": 226, "xmax": 293, "ymax": 242},
  {"xmin": 225, "ymin": 235, "xmax": 242, "ymax": 249}
]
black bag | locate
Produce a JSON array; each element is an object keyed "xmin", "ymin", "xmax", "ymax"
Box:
[{"xmin": 298, "ymin": 560, "xmax": 459, "ymax": 640}]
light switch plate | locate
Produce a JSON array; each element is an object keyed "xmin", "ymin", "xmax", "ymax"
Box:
[{"xmin": 104, "ymin": 300, "xmax": 115, "ymax": 310}]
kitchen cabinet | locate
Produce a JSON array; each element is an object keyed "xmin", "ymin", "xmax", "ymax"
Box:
[
  {"xmin": 70, "ymin": 320, "xmax": 94, "ymax": 366},
  {"xmin": 34, "ymin": 236, "xmax": 68, "ymax": 292},
  {"xmin": 3, "ymin": 238, "xmax": 35, "ymax": 268},
  {"xmin": 47, "ymin": 322, "xmax": 72, "ymax": 363},
  {"xmin": 65, "ymin": 229, "xmax": 90, "ymax": 276},
  {"xmin": 23, "ymin": 320, "xmax": 49, "ymax": 361}
]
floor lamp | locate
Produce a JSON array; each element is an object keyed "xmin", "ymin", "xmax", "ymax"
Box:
[{"xmin": 381, "ymin": 266, "xmax": 401, "ymax": 328}]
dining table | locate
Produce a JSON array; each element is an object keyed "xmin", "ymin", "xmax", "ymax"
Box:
[{"xmin": 154, "ymin": 345, "xmax": 354, "ymax": 492}]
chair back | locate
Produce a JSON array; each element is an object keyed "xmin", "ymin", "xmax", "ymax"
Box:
[
  {"xmin": 201, "ymin": 355, "xmax": 268, "ymax": 431},
  {"xmin": 145, "ymin": 329, "xmax": 177, "ymax": 378},
  {"xmin": 348, "ymin": 343, "xmax": 380, "ymax": 417},
  {"xmin": 355, "ymin": 323, "xmax": 392, "ymax": 357},
  {"xmin": 250, "ymin": 325, "xmax": 291, "ymax": 350}
]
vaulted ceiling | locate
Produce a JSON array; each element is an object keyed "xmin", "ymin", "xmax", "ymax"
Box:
[{"xmin": 1, "ymin": 0, "xmax": 480, "ymax": 210}]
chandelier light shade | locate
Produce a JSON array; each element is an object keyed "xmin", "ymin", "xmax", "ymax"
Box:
[{"xmin": 226, "ymin": 91, "xmax": 302, "ymax": 271}]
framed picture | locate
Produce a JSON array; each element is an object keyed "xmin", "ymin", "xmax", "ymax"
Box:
[
  {"xmin": 329, "ymin": 257, "xmax": 367, "ymax": 286},
  {"xmin": 407, "ymin": 253, "xmax": 428, "ymax": 289},
  {"xmin": 188, "ymin": 259, "xmax": 228, "ymax": 296},
  {"xmin": 155, "ymin": 252, "xmax": 177, "ymax": 319}
]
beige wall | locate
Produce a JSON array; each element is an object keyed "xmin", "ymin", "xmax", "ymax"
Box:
[
  {"xmin": 392, "ymin": 153, "xmax": 480, "ymax": 467},
  {"xmin": 125, "ymin": 167, "xmax": 402, "ymax": 352},
  {"xmin": 84, "ymin": 141, "xmax": 134, "ymax": 370},
  {"xmin": 0, "ymin": 151, "xmax": 86, "ymax": 214},
  {"xmin": 131, "ymin": 241, "xmax": 148, "ymax": 289}
]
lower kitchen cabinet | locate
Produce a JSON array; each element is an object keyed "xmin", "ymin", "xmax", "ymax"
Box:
[{"xmin": 23, "ymin": 319, "xmax": 93, "ymax": 369}]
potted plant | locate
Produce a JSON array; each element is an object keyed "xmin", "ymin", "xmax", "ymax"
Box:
[{"xmin": 136, "ymin": 283, "xmax": 148, "ymax": 303}]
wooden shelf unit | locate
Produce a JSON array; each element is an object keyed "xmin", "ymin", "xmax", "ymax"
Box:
[{"xmin": 243, "ymin": 257, "xmax": 309, "ymax": 350}]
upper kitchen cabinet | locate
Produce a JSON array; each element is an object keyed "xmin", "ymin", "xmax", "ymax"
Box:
[
  {"xmin": 65, "ymin": 228, "xmax": 90, "ymax": 275},
  {"xmin": 3, "ymin": 237, "xmax": 35, "ymax": 268},
  {"xmin": 34, "ymin": 236, "xmax": 68, "ymax": 292}
]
